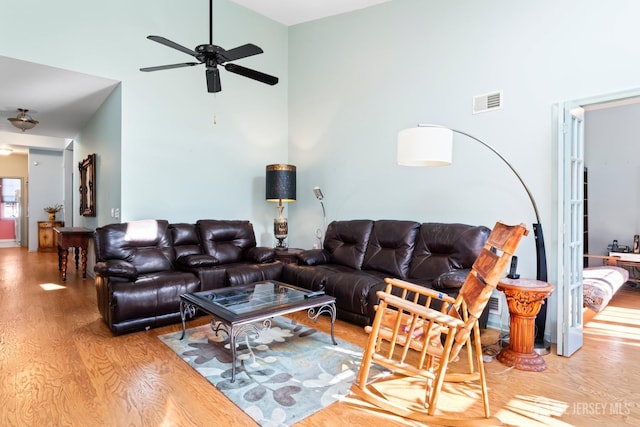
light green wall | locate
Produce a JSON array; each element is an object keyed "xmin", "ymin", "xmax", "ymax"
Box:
[
  {"xmin": 288, "ymin": 0, "xmax": 640, "ymax": 339},
  {"xmin": 27, "ymin": 149, "xmax": 64, "ymax": 251},
  {"xmin": 288, "ymin": 0, "xmax": 640, "ymax": 281},
  {"xmin": 74, "ymin": 85, "xmax": 122, "ymax": 230}
]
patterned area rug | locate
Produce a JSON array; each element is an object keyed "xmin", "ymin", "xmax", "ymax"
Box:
[{"xmin": 159, "ymin": 317, "xmax": 380, "ymax": 427}]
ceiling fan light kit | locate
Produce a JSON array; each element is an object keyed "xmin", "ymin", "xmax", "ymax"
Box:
[
  {"xmin": 8, "ymin": 108, "xmax": 39, "ymax": 132},
  {"xmin": 140, "ymin": 0, "xmax": 278, "ymax": 93}
]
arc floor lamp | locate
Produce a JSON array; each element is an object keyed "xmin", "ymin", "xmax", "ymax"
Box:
[{"xmin": 397, "ymin": 124, "xmax": 548, "ymax": 347}]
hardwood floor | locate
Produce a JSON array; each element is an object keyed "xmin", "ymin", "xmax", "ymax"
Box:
[{"xmin": 1, "ymin": 247, "xmax": 639, "ymax": 426}]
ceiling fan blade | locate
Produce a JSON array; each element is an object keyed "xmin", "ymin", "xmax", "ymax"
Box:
[
  {"xmin": 221, "ymin": 44, "xmax": 263, "ymax": 62},
  {"xmin": 140, "ymin": 62, "xmax": 200, "ymax": 72},
  {"xmin": 224, "ymin": 64, "xmax": 278, "ymax": 86},
  {"xmin": 206, "ymin": 68, "xmax": 221, "ymax": 93},
  {"xmin": 147, "ymin": 35, "xmax": 198, "ymax": 57}
]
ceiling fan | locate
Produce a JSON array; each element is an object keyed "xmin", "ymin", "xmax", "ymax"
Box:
[{"xmin": 140, "ymin": 0, "xmax": 278, "ymax": 93}]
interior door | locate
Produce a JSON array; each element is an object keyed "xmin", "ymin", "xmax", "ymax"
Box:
[
  {"xmin": 557, "ymin": 105, "xmax": 585, "ymax": 356},
  {"xmin": 0, "ymin": 178, "xmax": 21, "ymax": 242}
]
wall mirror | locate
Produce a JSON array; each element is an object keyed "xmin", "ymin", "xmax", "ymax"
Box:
[{"xmin": 79, "ymin": 153, "xmax": 96, "ymax": 217}]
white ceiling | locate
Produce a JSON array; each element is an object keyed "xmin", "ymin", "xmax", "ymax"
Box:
[
  {"xmin": 0, "ymin": 56, "xmax": 119, "ymax": 154},
  {"xmin": 0, "ymin": 1, "xmax": 389, "ymax": 156},
  {"xmin": 231, "ymin": 0, "xmax": 392, "ymax": 26}
]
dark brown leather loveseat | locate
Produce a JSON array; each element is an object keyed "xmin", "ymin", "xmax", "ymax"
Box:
[
  {"xmin": 94, "ymin": 219, "xmax": 281, "ymax": 334},
  {"xmin": 282, "ymin": 220, "xmax": 491, "ymax": 326}
]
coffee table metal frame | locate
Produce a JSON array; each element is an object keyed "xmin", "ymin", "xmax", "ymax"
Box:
[{"xmin": 179, "ymin": 281, "xmax": 337, "ymax": 382}]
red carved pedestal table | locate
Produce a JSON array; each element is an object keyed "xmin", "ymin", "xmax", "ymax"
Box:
[{"xmin": 496, "ymin": 278, "xmax": 554, "ymax": 371}]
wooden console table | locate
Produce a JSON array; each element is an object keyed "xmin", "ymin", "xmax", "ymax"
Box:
[
  {"xmin": 496, "ymin": 278, "xmax": 554, "ymax": 372},
  {"xmin": 53, "ymin": 227, "xmax": 94, "ymax": 281}
]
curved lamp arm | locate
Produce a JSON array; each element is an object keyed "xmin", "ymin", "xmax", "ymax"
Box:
[
  {"xmin": 418, "ymin": 124, "xmax": 541, "ymax": 224},
  {"xmin": 411, "ymin": 123, "xmax": 548, "ymax": 346}
]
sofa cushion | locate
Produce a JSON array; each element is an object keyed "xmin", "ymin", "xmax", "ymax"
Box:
[
  {"xmin": 197, "ymin": 220, "xmax": 257, "ymax": 264},
  {"xmin": 109, "ymin": 271, "xmax": 200, "ymax": 323},
  {"xmin": 362, "ymin": 220, "xmax": 420, "ymax": 278},
  {"xmin": 94, "ymin": 259, "xmax": 138, "ymax": 279},
  {"xmin": 282, "ymin": 263, "xmax": 355, "ymax": 292},
  {"xmin": 226, "ymin": 262, "xmax": 284, "ymax": 286},
  {"xmin": 170, "ymin": 223, "xmax": 203, "ymax": 258},
  {"xmin": 432, "ymin": 269, "xmax": 471, "ymax": 290},
  {"xmin": 408, "ymin": 223, "xmax": 490, "ymax": 281},
  {"xmin": 324, "ymin": 220, "xmax": 374, "ymax": 270},
  {"xmin": 323, "ymin": 270, "xmax": 387, "ymax": 320},
  {"xmin": 176, "ymin": 254, "xmax": 218, "ymax": 268},
  {"xmin": 297, "ymin": 249, "xmax": 331, "ymax": 266},
  {"xmin": 132, "ymin": 248, "xmax": 174, "ymax": 274},
  {"xmin": 246, "ymin": 246, "xmax": 275, "ymax": 263},
  {"xmin": 94, "ymin": 220, "xmax": 175, "ymax": 274}
]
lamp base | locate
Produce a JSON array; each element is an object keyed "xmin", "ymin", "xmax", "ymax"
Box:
[
  {"xmin": 534, "ymin": 341, "xmax": 551, "ymax": 356},
  {"xmin": 274, "ymin": 217, "xmax": 288, "ymax": 249}
]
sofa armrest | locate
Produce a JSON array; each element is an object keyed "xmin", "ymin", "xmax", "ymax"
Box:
[
  {"xmin": 176, "ymin": 254, "xmax": 218, "ymax": 268},
  {"xmin": 432, "ymin": 269, "xmax": 470, "ymax": 290},
  {"xmin": 297, "ymin": 249, "xmax": 331, "ymax": 266},
  {"xmin": 94, "ymin": 260, "xmax": 138, "ymax": 279},
  {"xmin": 246, "ymin": 246, "xmax": 275, "ymax": 263}
]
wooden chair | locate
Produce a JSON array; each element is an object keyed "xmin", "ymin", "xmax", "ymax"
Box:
[{"xmin": 350, "ymin": 221, "xmax": 528, "ymax": 426}]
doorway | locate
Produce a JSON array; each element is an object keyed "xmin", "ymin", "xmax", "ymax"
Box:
[
  {"xmin": 0, "ymin": 177, "xmax": 22, "ymax": 247},
  {"xmin": 556, "ymin": 88, "xmax": 640, "ymax": 356}
]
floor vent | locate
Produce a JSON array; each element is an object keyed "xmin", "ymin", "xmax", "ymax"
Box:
[
  {"xmin": 488, "ymin": 295, "xmax": 501, "ymax": 315},
  {"xmin": 473, "ymin": 91, "xmax": 503, "ymax": 114}
]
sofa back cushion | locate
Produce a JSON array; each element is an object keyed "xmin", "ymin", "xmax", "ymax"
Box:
[
  {"xmin": 197, "ymin": 220, "xmax": 257, "ymax": 264},
  {"xmin": 170, "ymin": 223, "xmax": 202, "ymax": 258},
  {"xmin": 408, "ymin": 223, "xmax": 491, "ymax": 281},
  {"xmin": 324, "ymin": 220, "xmax": 374, "ymax": 270},
  {"xmin": 362, "ymin": 220, "xmax": 420, "ymax": 278},
  {"xmin": 94, "ymin": 219, "xmax": 175, "ymax": 274},
  {"xmin": 170, "ymin": 222, "xmax": 219, "ymax": 268}
]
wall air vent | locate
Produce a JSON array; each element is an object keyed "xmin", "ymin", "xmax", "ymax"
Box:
[
  {"xmin": 473, "ymin": 90, "xmax": 503, "ymax": 114},
  {"xmin": 488, "ymin": 295, "xmax": 501, "ymax": 315}
]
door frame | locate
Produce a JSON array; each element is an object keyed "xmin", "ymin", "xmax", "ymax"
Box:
[
  {"xmin": 0, "ymin": 177, "xmax": 24, "ymax": 246},
  {"xmin": 555, "ymin": 87, "xmax": 640, "ymax": 356}
]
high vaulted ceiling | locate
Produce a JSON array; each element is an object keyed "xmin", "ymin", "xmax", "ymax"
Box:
[
  {"xmin": 0, "ymin": 1, "xmax": 390, "ymax": 155},
  {"xmin": 231, "ymin": 0, "xmax": 392, "ymax": 26}
]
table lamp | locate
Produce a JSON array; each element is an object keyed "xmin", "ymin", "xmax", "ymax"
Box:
[{"xmin": 266, "ymin": 164, "xmax": 296, "ymax": 248}]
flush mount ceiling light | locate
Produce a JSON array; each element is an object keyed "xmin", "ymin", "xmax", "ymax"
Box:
[{"xmin": 8, "ymin": 108, "xmax": 39, "ymax": 132}]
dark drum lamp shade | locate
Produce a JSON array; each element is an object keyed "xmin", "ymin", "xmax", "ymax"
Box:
[
  {"xmin": 266, "ymin": 164, "xmax": 296, "ymax": 248},
  {"xmin": 266, "ymin": 164, "xmax": 296, "ymax": 202}
]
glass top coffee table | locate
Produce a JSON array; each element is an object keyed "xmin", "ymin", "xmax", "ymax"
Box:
[{"xmin": 179, "ymin": 280, "xmax": 337, "ymax": 382}]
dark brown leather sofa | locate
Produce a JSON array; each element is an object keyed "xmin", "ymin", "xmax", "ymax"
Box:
[
  {"xmin": 170, "ymin": 220, "xmax": 283, "ymax": 289},
  {"xmin": 282, "ymin": 220, "xmax": 491, "ymax": 326},
  {"xmin": 94, "ymin": 219, "xmax": 281, "ymax": 334}
]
